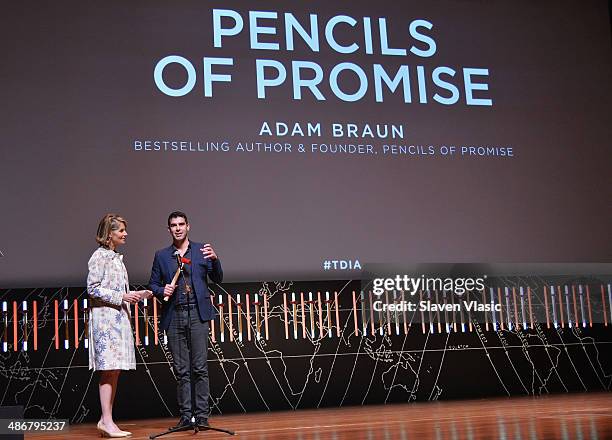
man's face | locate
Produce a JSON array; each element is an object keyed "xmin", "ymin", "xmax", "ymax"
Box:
[{"xmin": 168, "ymin": 216, "xmax": 190, "ymax": 241}]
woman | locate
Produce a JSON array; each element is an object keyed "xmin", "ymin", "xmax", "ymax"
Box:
[{"xmin": 87, "ymin": 213, "xmax": 152, "ymax": 438}]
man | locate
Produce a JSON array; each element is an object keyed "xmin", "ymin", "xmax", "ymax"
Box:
[{"xmin": 149, "ymin": 211, "xmax": 222, "ymax": 429}]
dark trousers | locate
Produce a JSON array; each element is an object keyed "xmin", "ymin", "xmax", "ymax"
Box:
[{"xmin": 166, "ymin": 304, "xmax": 210, "ymax": 419}]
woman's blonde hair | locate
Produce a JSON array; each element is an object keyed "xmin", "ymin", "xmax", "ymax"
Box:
[{"xmin": 95, "ymin": 213, "xmax": 127, "ymax": 247}]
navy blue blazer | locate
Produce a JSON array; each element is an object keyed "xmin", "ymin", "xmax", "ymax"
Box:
[{"xmin": 149, "ymin": 241, "xmax": 223, "ymax": 331}]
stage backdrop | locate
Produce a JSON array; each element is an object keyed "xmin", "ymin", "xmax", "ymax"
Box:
[
  {"xmin": 0, "ymin": 276, "xmax": 611, "ymax": 422},
  {"xmin": 1, "ymin": 0, "xmax": 611, "ymax": 288}
]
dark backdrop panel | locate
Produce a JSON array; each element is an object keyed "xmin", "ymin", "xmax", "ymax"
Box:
[{"xmin": 0, "ymin": 277, "xmax": 610, "ymax": 422}]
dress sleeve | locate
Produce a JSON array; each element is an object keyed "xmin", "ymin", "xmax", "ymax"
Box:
[{"xmin": 87, "ymin": 251, "xmax": 124, "ymax": 306}]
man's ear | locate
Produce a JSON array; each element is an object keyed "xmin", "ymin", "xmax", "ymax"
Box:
[{"xmin": 186, "ymin": 224, "xmax": 191, "ymax": 232}]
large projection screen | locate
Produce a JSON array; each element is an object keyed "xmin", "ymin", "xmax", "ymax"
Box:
[{"xmin": 1, "ymin": 0, "xmax": 611, "ymax": 287}]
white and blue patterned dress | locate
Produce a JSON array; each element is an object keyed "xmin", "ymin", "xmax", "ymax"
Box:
[{"xmin": 87, "ymin": 247, "xmax": 136, "ymax": 371}]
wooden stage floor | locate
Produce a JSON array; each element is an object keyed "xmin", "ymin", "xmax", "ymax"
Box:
[{"xmin": 27, "ymin": 392, "xmax": 612, "ymax": 439}]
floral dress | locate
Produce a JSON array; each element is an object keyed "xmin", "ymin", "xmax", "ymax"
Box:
[{"xmin": 87, "ymin": 247, "xmax": 136, "ymax": 371}]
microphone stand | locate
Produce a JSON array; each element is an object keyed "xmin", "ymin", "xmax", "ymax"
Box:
[{"xmin": 150, "ymin": 255, "xmax": 234, "ymax": 439}]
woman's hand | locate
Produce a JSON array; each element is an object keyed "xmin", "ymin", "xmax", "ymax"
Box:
[
  {"xmin": 138, "ymin": 289, "xmax": 153, "ymax": 300},
  {"xmin": 123, "ymin": 291, "xmax": 141, "ymax": 303},
  {"xmin": 129, "ymin": 290, "xmax": 153, "ymax": 301}
]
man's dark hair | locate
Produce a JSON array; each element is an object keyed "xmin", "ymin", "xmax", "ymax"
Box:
[{"xmin": 167, "ymin": 211, "xmax": 188, "ymax": 227}]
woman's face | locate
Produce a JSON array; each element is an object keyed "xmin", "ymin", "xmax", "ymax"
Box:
[{"xmin": 108, "ymin": 222, "xmax": 127, "ymax": 250}]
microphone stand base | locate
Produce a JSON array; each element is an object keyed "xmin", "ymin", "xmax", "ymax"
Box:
[{"xmin": 149, "ymin": 422, "xmax": 235, "ymax": 439}]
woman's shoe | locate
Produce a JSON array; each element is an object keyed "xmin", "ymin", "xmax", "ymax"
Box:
[{"xmin": 97, "ymin": 420, "xmax": 129, "ymax": 438}]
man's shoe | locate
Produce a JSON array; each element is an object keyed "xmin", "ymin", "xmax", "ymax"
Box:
[
  {"xmin": 195, "ymin": 417, "xmax": 209, "ymax": 428},
  {"xmin": 169, "ymin": 417, "xmax": 192, "ymax": 430}
]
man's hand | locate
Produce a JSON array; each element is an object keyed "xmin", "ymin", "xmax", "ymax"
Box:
[
  {"xmin": 163, "ymin": 284, "xmax": 176, "ymax": 299},
  {"xmin": 201, "ymin": 243, "xmax": 217, "ymax": 260}
]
